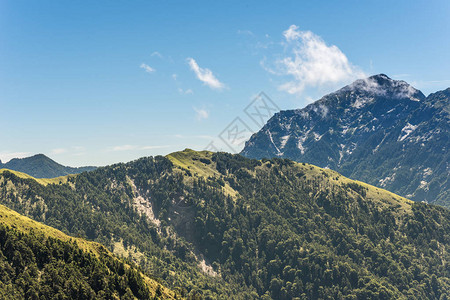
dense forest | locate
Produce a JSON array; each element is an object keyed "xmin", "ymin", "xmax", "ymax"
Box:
[
  {"xmin": 0, "ymin": 154, "xmax": 96, "ymax": 178},
  {"xmin": 0, "ymin": 149, "xmax": 449, "ymax": 299},
  {"xmin": 0, "ymin": 205, "xmax": 176, "ymax": 299}
]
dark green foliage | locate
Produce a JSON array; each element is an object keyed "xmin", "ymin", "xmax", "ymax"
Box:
[
  {"xmin": 183, "ymin": 153, "xmax": 449, "ymax": 299},
  {"xmin": 0, "ymin": 154, "xmax": 96, "ymax": 178},
  {"xmin": 0, "ymin": 157, "xmax": 250, "ymax": 299},
  {"xmin": 0, "ymin": 151, "xmax": 449, "ymax": 299},
  {"xmin": 0, "ymin": 224, "xmax": 153, "ymax": 299},
  {"xmin": 199, "ymin": 158, "xmax": 212, "ymax": 165}
]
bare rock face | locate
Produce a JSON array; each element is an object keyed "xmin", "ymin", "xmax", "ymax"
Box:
[{"xmin": 242, "ymin": 74, "xmax": 449, "ymax": 206}]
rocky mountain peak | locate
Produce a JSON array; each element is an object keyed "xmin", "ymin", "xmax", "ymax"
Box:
[
  {"xmin": 241, "ymin": 75, "xmax": 449, "ymax": 205},
  {"xmin": 335, "ymin": 73, "xmax": 425, "ymax": 101}
]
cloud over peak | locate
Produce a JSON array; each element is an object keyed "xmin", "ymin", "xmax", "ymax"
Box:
[
  {"xmin": 270, "ymin": 25, "xmax": 364, "ymax": 95},
  {"xmin": 187, "ymin": 58, "xmax": 225, "ymax": 90}
]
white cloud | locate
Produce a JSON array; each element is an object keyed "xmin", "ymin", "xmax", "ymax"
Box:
[
  {"xmin": 51, "ymin": 148, "xmax": 67, "ymax": 155},
  {"xmin": 140, "ymin": 63, "xmax": 155, "ymax": 73},
  {"xmin": 270, "ymin": 25, "xmax": 364, "ymax": 95},
  {"xmin": 0, "ymin": 151, "xmax": 31, "ymax": 163},
  {"xmin": 194, "ymin": 107, "xmax": 209, "ymax": 120},
  {"xmin": 151, "ymin": 51, "xmax": 163, "ymax": 58},
  {"xmin": 343, "ymin": 75, "xmax": 420, "ymax": 100},
  {"xmin": 187, "ymin": 58, "xmax": 225, "ymax": 90},
  {"xmin": 172, "ymin": 74, "xmax": 178, "ymax": 81},
  {"xmin": 283, "ymin": 25, "xmax": 302, "ymax": 41}
]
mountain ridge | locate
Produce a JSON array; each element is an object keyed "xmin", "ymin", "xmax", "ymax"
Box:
[
  {"xmin": 241, "ymin": 74, "xmax": 449, "ymax": 207},
  {"xmin": 0, "ymin": 153, "xmax": 97, "ymax": 178},
  {"xmin": 0, "ymin": 203, "xmax": 178, "ymax": 299},
  {"xmin": 0, "ymin": 149, "xmax": 448, "ymax": 298}
]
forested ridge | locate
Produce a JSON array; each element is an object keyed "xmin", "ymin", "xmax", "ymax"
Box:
[
  {"xmin": 0, "ymin": 204, "xmax": 177, "ymax": 299},
  {"xmin": 0, "ymin": 154, "xmax": 96, "ymax": 178},
  {"xmin": 0, "ymin": 149, "xmax": 448, "ymax": 299}
]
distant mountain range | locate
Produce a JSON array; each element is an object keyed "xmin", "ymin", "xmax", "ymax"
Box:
[
  {"xmin": 0, "ymin": 154, "xmax": 96, "ymax": 178},
  {"xmin": 241, "ymin": 74, "xmax": 449, "ymax": 207}
]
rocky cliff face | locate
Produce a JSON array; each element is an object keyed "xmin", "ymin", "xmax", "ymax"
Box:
[{"xmin": 241, "ymin": 74, "xmax": 449, "ymax": 206}]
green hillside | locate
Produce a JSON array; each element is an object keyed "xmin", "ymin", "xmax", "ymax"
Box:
[
  {"xmin": 0, "ymin": 168, "xmax": 72, "ymax": 186},
  {"xmin": 0, "ymin": 150, "xmax": 449, "ymax": 299},
  {"xmin": 0, "ymin": 154, "xmax": 96, "ymax": 178},
  {"xmin": 0, "ymin": 204, "xmax": 178, "ymax": 299}
]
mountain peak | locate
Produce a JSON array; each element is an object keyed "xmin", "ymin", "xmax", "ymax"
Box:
[
  {"xmin": 30, "ymin": 153, "xmax": 49, "ymax": 160},
  {"xmin": 368, "ymin": 73, "xmax": 391, "ymax": 80},
  {"xmin": 5, "ymin": 153, "xmax": 49, "ymax": 164},
  {"xmin": 0, "ymin": 153, "xmax": 96, "ymax": 178},
  {"xmin": 337, "ymin": 74, "xmax": 425, "ymax": 101},
  {"xmin": 242, "ymin": 74, "xmax": 448, "ymax": 205}
]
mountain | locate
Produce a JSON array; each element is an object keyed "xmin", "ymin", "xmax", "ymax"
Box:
[
  {"xmin": 0, "ymin": 203, "xmax": 177, "ymax": 299},
  {"xmin": 241, "ymin": 75, "xmax": 450, "ymax": 207},
  {"xmin": 0, "ymin": 154, "xmax": 96, "ymax": 178},
  {"xmin": 0, "ymin": 149, "xmax": 448, "ymax": 299}
]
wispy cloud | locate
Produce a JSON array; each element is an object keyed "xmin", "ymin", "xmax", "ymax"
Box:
[
  {"xmin": 187, "ymin": 58, "xmax": 225, "ymax": 90},
  {"xmin": 194, "ymin": 107, "xmax": 209, "ymax": 120},
  {"xmin": 178, "ymin": 88, "xmax": 194, "ymax": 95},
  {"xmin": 0, "ymin": 151, "xmax": 31, "ymax": 163},
  {"xmin": 151, "ymin": 51, "xmax": 163, "ymax": 58},
  {"xmin": 140, "ymin": 63, "xmax": 155, "ymax": 73},
  {"xmin": 266, "ymin": 25, "xmax": 364, "ymax": 95}
]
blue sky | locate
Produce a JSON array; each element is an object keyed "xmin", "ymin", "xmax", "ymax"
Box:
[{"xmin": 1, "ymin": 0, "xmax": 449, "ymax": 166}]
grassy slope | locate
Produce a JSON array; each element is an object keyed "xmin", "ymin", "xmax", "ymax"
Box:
[
  {"xmin": 166, "ymin": 150, "xmax": 449, "ymax": 298},
  {"xmin": 0, "ymin": 149, "xmax": 446, "ymax": 298},
  {"xmin": 167, "ymin": 149, "xmax": 238, "ymax": 198},
  {"xmin": 0, "ymin": 168, "xmax": 73, "ymax": 186},
  {"xmin": 167, "ymin": 149, "xmax": 413, "ymax": 214},
  {"xmin": 4, "ymin": 148, "xmax": 413, "ymax": 212},
  {"xmin": 0, "ymin": 203, "xmax": 178, "ymax": 299}
]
